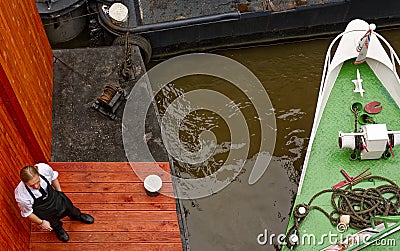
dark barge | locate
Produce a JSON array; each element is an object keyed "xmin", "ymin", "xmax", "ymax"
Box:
[
  {"xmin": 96, "ymin": 0, "xmax": 400, "ymax": 57},
  {"xmin": 37, "ymin": 0, "xmax": 400, "ymax": 57}
]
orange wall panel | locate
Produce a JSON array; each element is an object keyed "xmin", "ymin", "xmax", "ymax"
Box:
[
  {"xmin": 0, "ymin": 0, "xmax": 53, "ymax": 250},
  {"xmin": 0, "ymin": 0, "xmax": 53, "ymax": 162},
  {"xmin": 0, "ymin": 99, "xmax": 33, "ymax": 251}
]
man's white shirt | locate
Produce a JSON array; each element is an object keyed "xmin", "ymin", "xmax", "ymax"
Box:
[{"xmin": 14, "ymin": 163, "xmax": 59, "ymax": 217}]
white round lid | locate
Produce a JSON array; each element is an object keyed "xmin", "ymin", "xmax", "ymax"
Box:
[
  {"xmin": 109, "ymin": 3, "xmax": 129, "ymax": 22},
  {"xmin": 144, "ymin": 174, "xmax": 162, "ymax": 192},
  {"xmin": 298, "ymin": 206, "xmax": 306, "ymax": 215}
]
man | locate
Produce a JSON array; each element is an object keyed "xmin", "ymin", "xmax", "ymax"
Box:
[{"xmin": 15, "ymin": 163, "xmax": 94, "ymax": 242}]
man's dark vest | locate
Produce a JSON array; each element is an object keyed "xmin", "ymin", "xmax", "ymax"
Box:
[{"xmin": 25, "ymin": 175, "xmax": 67, "ymax": 220}]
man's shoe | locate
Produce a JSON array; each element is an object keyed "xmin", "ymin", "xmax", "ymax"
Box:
[
  {"xmin": 80, "ymin": 213, "xmax": 94, "ymax": 224},
  {"xmin": 55, "ymin": 228, "xmax": 69, "ymax": 242}
]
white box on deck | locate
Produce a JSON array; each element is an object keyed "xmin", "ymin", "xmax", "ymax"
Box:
[{"xmin": 360, "ymin": 124, "xmax": 389, "ymax": 160}]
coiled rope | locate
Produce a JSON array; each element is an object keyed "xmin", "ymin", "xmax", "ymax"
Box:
[
  {"xmin": 286, "ymin": 175, "xmax": 400, "ymax": 248},
  {"xmin": 98, "ymin": 84, "xmax": 118, "ymax": 104}
]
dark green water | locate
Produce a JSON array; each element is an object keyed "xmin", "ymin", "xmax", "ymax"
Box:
[{"xmin": 152, "ymin": 28, "xmax": 400, "ymax": 251}]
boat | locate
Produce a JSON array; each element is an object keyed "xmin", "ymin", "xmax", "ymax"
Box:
[
  {"xmin": 282, "ymin": 19, "xmax": 400, "ymax": 250},
  {"xmin": 95, "ymin": 0, "xmax": 400, "ymax": 57}
]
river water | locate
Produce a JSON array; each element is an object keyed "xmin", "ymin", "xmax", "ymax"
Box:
[{"xmin": 151, "ymin": 28, "xmax": 400, "ymax": 251}]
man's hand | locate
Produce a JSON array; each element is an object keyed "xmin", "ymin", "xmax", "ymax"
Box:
[
  {"xmin": 39, "ymin": 220, "xmax": 53, "ymax": 231},
  {"xmin": 28, "ymin": 213, "xmax": 53, "ymax": 231}
]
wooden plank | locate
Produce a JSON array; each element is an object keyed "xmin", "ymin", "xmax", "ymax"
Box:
[
  {"xmin": 51, "ymin": 162, "xmax": 171, "ymax": 172},
  {"xmin": 0, "ymin": 174, "xmax": 31, "ymax": 235},
  {"xmin": 31, "ymin": 221, "xmax": 180, "ymax": 232},
  {"xmin": 0, "ymin": 203, "xmax": 30, "ymax": 250},
  {"xmin": 0, "ymin": 41, "xmax": 47, "ymax": 163},
  {"xmin": 31, "ymin": 231, "xmax": 182, "ymax": 243},
  {"xmin": 58, "ymin": 168, "xmax": 173, "ymax": 179},
  {"xmin": 61, "ymin": 182, "xmax": 174, "ymax": 193},
  {"xmin": 72, "ymin": 202, "xmax": 177, "ymax": 211},
  {"xmin": 0, "ymin": 190, "xmax": 30, "ymax": 249},
  {"xmin": 0, "ymin": 224, "xmax": 27, "ymax": 251},
  {"xmin": 0, "ymin": 94, "xmax": 36, "ymax": 169},
  {"xmin": 58, "ymin": 172, "xmax": 172, "ymax": 183},
  {"xmin": 0, "ymin": 188, "xmax": 28, "ymax": 230},
  {"xmin": 0, "ymin": 232, "xmax": 10, "ymax": 251},
  {"xmin": 66, "ymin": 192, "xmax": 175, "ymax": 204},
  {"xmin": 0, "ymin": 0, "xmax": 53, "ymax": 163},
  {"xmin": 86, "ymin": 211, "xmax": 179, "ymax": 221},
  {"xmin": 30, "ymin": 243, "xmax": 182, "ymax": 251}
]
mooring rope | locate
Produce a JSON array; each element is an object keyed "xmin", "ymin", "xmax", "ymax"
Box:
[
  {"xmin": 285, "ymin": 175, "xmax": 400, "ymax": 248},
  {"xmin": 43, "ymin": 12, "xmax": 99, "ymax": 26}
]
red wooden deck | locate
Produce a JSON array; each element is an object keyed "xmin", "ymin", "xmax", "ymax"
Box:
[{"xmin": 29, "ymin": 162, "xmax": 183, "ymax": 251}]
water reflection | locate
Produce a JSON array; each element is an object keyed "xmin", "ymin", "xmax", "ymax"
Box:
[{"xmin": 156, "ymin": 75, "xmax": 262, "ymax": 180}]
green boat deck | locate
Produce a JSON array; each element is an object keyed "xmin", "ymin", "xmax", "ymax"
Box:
[{"xmin": 283, "ymin": 60, "xmax": 400, "ymax": 250}]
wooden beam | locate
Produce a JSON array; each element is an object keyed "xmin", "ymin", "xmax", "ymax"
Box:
[{"xmin": 0, "ymin": 66, "xmax": 46, "ymax": 162}]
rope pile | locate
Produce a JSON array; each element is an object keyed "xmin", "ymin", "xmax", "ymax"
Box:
[{"xmin": 286, "ymin": 175, "xmax": 400, "ymax": 248}]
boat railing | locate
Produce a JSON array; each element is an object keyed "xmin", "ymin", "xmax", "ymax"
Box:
[
  {"xmin": 320, "ymin": 29, "xmax": 400, "ymax": 98},
  {"xmin": 320, "ymin": 29, "xmax": 364, "ymax": 97},
  {"xmin": 375, "ymin": 32, "xmax": 400, "ymax": 80}
]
